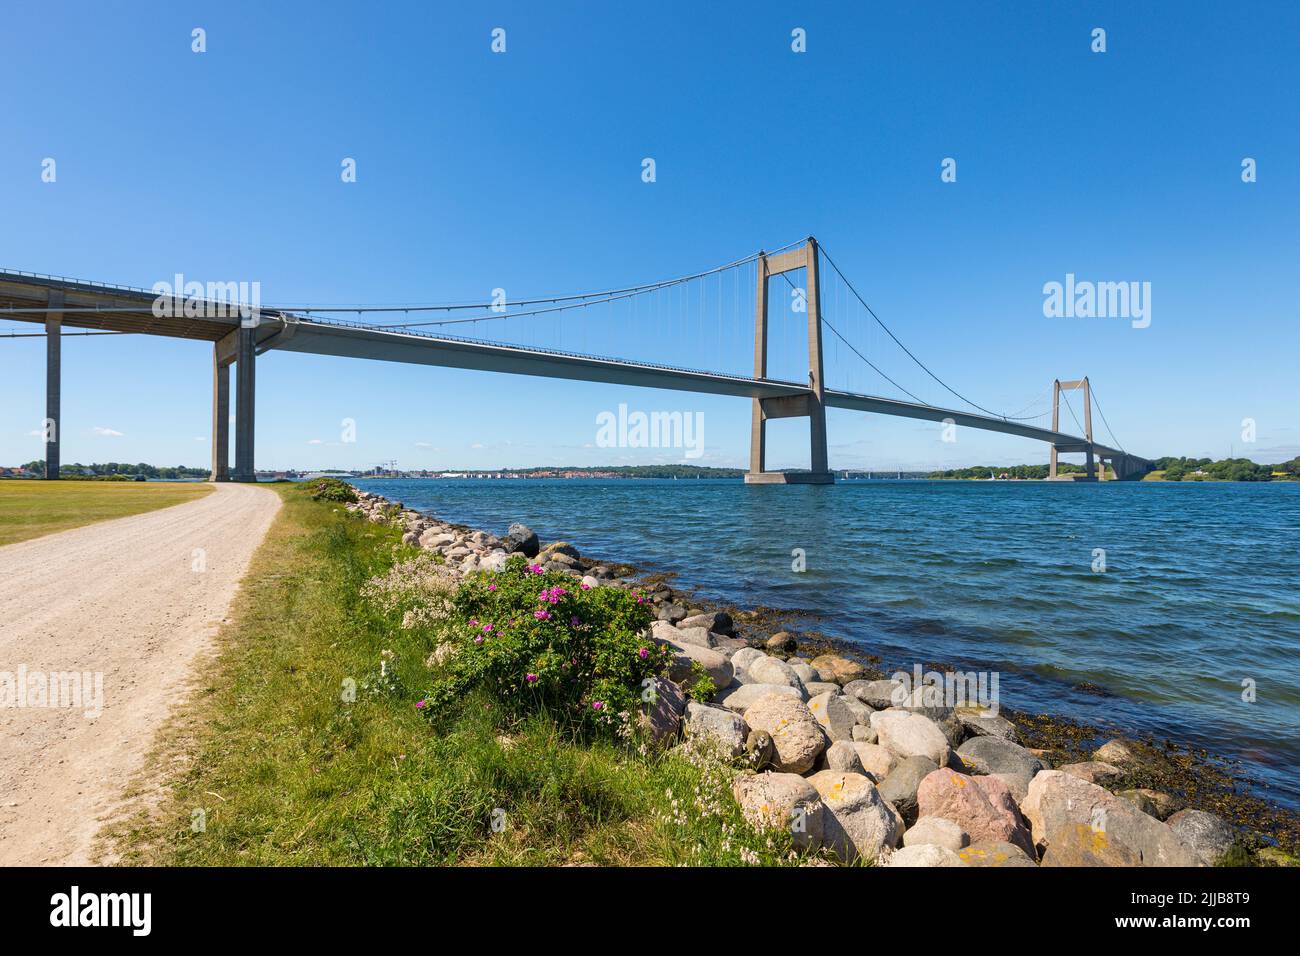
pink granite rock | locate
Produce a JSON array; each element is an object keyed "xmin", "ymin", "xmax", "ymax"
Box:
[{"xmin": 916, "ymin": 768, "xmax": 1034, "ymax": 857}]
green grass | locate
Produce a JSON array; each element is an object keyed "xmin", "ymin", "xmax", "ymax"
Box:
[
  {"xmin": 110, "ymin": 482, "xmax": 798, "ymax": 866},
  {"xmin": 0, "ymin": 480, "xmax": 214, "ymax": 547}
]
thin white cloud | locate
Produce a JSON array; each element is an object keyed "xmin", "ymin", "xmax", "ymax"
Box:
[
  {"xmin": 93, "ymin": 426, "xmax": 124, "ymax": 437},
  {"xmin": 307, "ymin": 439, "xmax": 324, "ymax": 445}
]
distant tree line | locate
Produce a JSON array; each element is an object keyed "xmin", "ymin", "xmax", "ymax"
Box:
[
  {"xmin": 929, "ymin": 456, "xmax": 1300, "ymax": 481},
  {"xmin": 19, "ymin": 460, "xmax": 209, "ymax": 480},
  {"xmin": 928, "ymin": 463, "xmax": 1086, "ymax": 479},
  {"xmin": 1153, "ymin": 456, "xmax": 1299, "ymax": 482}
]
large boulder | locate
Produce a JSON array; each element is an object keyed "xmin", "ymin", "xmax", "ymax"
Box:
[
  {"xmin": 640, "ymin": 678, "xmax": 686, "ymax": 745},
  {"xmin": 746, "ymin": 656, "xmax": 807, "ymax": 692},
  {"xmin": 790, "ymin": 662, "xmax": 818, "ymax": 685},
  {"xmin": 732, "ymin": 772, "xmax": 825, "ymax": 851},
  {"xmin": 807, "ymin": 691, "xmax": 855, "ymax": 742},
  {"xmin": 1020, "ymin": 770, "xmax": 1201, "ymax": 866},
  {"xmin": 730, "ymin": 647, "xmax": 767, "ymax": 679},
  {"xmin": 711, "ymin": 633, "xmax": 749, "ymax": 657},
  {"xmin": 872, "ymin": 710, "xmax": 952, "ymax": 766},
  {"xmin": 678, "ymin": 610, "xmax": 733, "ymax": 634},
  {"xmin": 810, "ymin": 654, "xmax": 867, "ymax": 685},
  {"xmin": 904, "ymin": 816, "xmax": 969, "ymax": 852},
  {"xmin": 684, "ymin": 701, "xmax": 748, "ymax": 758},
  {"xmin": 893, "ymin": 685, "xmax": 957, "ymax": 726},
  {"xmin": 823, "ymin": 740, "xmax": 866, "ymax": 774},
  {"xmin": 958, "ymin": 840, "xmax": 1038, "ymax": 867},
  {"xmin": 418, "ymin": 528, "xmax": 455, "ymax": 550},
  {"xmin": 1094, "ymin": 739, "xmax": 1136, "ymax": 765},
  {"xmin": 1041, "ymin": 823, "xmax": 1143, "ymax": 866},
  {"xmin": 673, "ymin": 625, "xmax": 715, "ymax": 649},
  {"xmin": 844, "ymin": 678, "xmax": 903, "ymax": 710},
  {"xmin": 538, "ymin": 540, "xmax": 579, "ymax": 560},
  {"xmin": 878, "ymin": 755, "xmax": 939, "ymax": 825},
  {"xmin": 916, "ymin": 768, "xmax": 1034, "ymax": 857},
  {"xmin": 806, "ymin": 771, "xmax": 901, "ymax": 864},
  {"xmin": 479, "ymin": 550, "xmax": 510, "ymax": 572},
  {"xmin": 851, "ymin": 742, "xmax": 898, "ymax": 781},
  {"xmin": 955, "ymin": 735, "xmax": 1044, "ymax": 801},
  {"xmin": 716, "ymin": 682, "xmax": 801, "ymax": 713},
  {"xmin": 955, "ymin": 708, "xmax": 1019, "ymax": 743},
  {"xmin": 742, "ymin": 695, "xmax": 826, "ymax": 774},
  {"xmin": 503, "ymin": 523, "xmax": 540, "ymax": 557},
  {"xmin": 658, "ymin": 638, "xmax": 733, "ymax": 689},
  {"xmin": 656, "ymin": 602, "xmax": 688, "ymax": 623},
  {"xmin": 1167, "ymin": 809, "xmax": 1237, "ymax": 866},
  {"xmin": 885, "ymin": 844, "xmax": 967, "ymax": 867},
  {"xmin": 841, "ymin": 696, "xmax": 873, "ymax": 726},
  {"xmin": 650, "ymin": 620, "xmax": 684, "ymax": 644},
  {"xmin": 764, "ymin": 631, "xmax": 797, "ymax": 653}
]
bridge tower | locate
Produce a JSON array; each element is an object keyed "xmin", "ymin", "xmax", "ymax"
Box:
[
  {"xmin": 1049, "ymin": 377, "xmax": 1098, "ymax": 481},
  {"xmin": 744, "ymin": 237, "xmax": 834, "ymax": 485}
]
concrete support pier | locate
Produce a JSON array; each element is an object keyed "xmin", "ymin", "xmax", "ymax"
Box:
[
  {"xmin": 211, "ymin": 345, "xmax": 231, "ymax": 481},
  {"xmin": 44, "ymin": 292, "xmax": 64, "ymax": 479},
  {"xmin": 232, "ymin": 327, "xmax": 256, "ymax": 482},
  {"xmin": 744, "ymin": 237, "xmax": 834, "ymax": 485}
]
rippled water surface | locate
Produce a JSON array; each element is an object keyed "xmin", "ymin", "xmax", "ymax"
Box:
[{"xmin": 354, "ymin": 477, "xmax": 1300, "ymax": 806}]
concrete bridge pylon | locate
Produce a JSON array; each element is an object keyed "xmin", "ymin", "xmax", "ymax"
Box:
[{"xmin": 744, "ymin": 237, "xmax": 834, "ymax": 485}]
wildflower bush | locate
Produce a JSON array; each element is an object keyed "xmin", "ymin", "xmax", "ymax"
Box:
[
  {"xmin": 306, "ymin": 476, "xmax": 358, "ymax": 503},
  {"xmin": 361, "ymin": 550, "xmax": 457, "ymax": 630},
  {"xmin": 423, "ymin": 555, "xmax": 669, "ymax": 733}
]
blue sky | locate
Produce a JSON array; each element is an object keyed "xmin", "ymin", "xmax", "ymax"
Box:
[{"xmin": 2, "ymin": 1, "xmax": 1297, "ymax": 472}]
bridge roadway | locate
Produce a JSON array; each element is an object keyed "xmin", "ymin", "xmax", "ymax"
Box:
[
  {"xmin": 274, "ymin": 315, "xmax": 1130, "ymax": 458},
  {"xmin": 0, "ymin": 269, "xmax": 1148, "ymax": 478}
]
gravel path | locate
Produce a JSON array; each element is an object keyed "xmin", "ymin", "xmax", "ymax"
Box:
[{"xmin": 0, "ymin": 482, "xmax": 280, "ymax": 865}]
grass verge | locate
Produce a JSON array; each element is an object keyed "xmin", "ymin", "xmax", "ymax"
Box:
[
  {"xmin": 0, "ymin": 480, "xmax": 213, "ymax": 546},
  {"xmin": 108, "ymin": 482, "xmax": 796, "ymax": 866}
]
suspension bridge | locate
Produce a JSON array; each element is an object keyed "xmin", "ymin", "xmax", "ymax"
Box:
[{"xmin": 0, "ymin": 237, "xmax": 1151, "ymax": 483}]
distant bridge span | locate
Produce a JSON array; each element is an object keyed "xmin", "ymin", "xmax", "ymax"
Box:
[{"xmin": 0, "ymin": 239, "xmax": 1152, "ymax": 483}]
